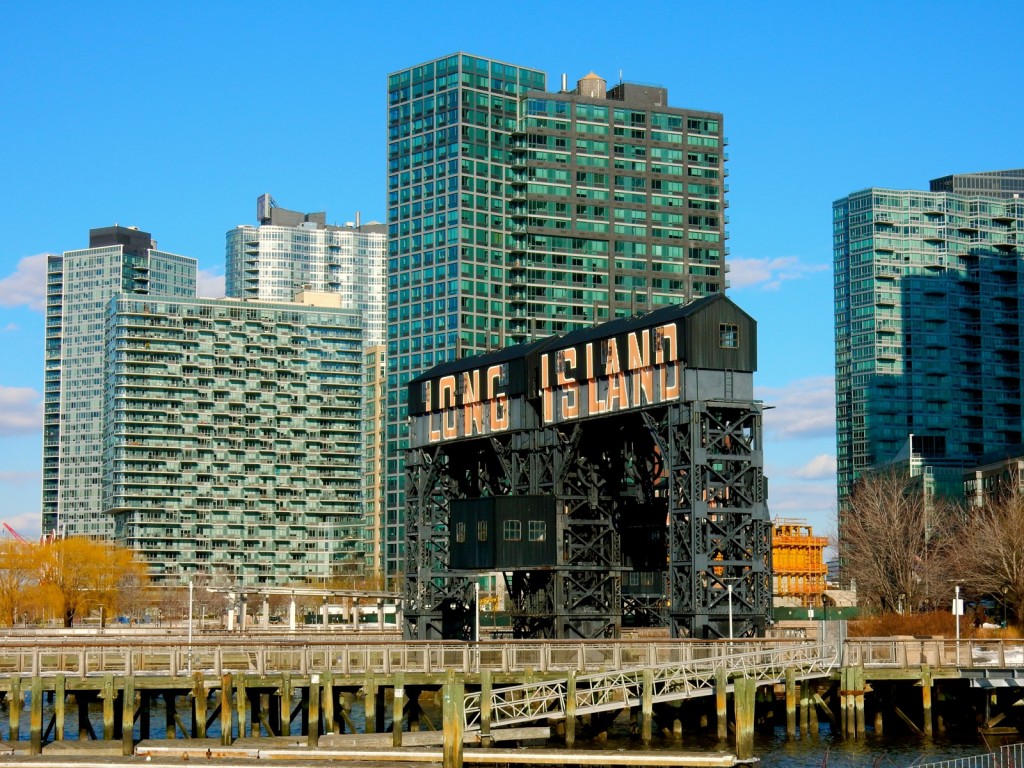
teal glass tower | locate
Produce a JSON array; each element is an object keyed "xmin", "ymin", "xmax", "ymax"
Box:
[
  {"xmin": 384, "ymin": 54, "xmax": 547, "ymax": 574},
  {"xmin": 385, "ymin": 54, "xmax": 729, "ymax": 576},
  {"xmin": 833, "ymin": 172, "xmax": 1024, "ymax": 510}
]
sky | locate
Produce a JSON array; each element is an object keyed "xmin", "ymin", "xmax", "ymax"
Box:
[{"xmin": 1, "ymin": 0, "xmax": 1022, "ymax": 542}]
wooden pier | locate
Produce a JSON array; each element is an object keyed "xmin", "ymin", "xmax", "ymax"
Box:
[{"xmin": 2, "ymin": 634, "xmax": 1021, "ymax": 766}]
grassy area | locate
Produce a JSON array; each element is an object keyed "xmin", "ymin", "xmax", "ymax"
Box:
[{"xmin": 848, "ymin": 610, "xmax": 1022, "ymax": 639}]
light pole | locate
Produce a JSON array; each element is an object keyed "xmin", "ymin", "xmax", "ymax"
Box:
[
  {"xmin": 474, "ymin": 581, "xmax": 480, "ymax": 643},
  {"xmin": 727, "ymin": 583, "xmax": 734, "ymax": 640},
  {"xmin": 1002, "ymin": 585, "xmax": 1010, "ymax": 628},
  {"xmin": 187, "ymin": 581, "xmax": 194, "ymax": 674},
  {"xmin": 954, "ymin": 584, "xmax": 962, "ymax": 665}
]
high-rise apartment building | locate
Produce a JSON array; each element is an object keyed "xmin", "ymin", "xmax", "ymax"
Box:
[
  {"xmin": 833, "ymin": 171, "xmax": 1024, "ymax": 510},
  {"xmin": 104, "ymin": 292, "xmax": 365, "ymax": 586},
  {"xmin": 226, "ymin": 195, "xmax": 387, "ymax": 346},
  {"xmin": 506, "ymin": 73, "xmax": 727, "ymax": 342},
  {"xmin": 43, "ymin": 226, "xmax": 196, "ymax": 538},
  {"xmin": 362, "ymin": 345, "xmax": 387, "ymax": 581},
  {"xmin": 385, "ymin": 53, "xmax": 729, "ymax": 574}
]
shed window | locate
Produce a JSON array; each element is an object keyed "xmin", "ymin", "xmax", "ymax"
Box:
[
  {"xmin": 503, "ymin": 519, "xmax": 522, "ymax": 541},
  {"xmin": 477, "ymin": 520, "xmax": 489, "ymax": 542},
  {"xmin": 528, "ymin": 520, "xmax": 546, "ymax": 542},
  {"xmin": 719, "ymin": 323, "xmax": 738, "ymax": 348},
  {"xmin": 455, "ymin": 522, "xmax": 466, "ymax": 543}
]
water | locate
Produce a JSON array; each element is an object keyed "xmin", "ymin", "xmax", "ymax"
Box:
[{"xmin": 0, "ymin": 695, "xmax": 1000, "ymax": 766}]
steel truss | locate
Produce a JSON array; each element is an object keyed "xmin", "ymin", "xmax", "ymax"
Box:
[{"xmin": 404, "ymin": 399, "xmax": 770, "ymax": 640}]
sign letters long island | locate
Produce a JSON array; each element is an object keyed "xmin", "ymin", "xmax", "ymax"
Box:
[
  {"xmin": 419, "ymin": 321, "xmax": 682, "ymax": 443},
  {"xmin": 540, "ymin": 321, "xmax": 679, "ymax": 425}
]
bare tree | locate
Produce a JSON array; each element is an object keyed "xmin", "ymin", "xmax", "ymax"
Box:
[
  {"xmin": 957, "ymin": 480, "xmax": 1024, "ymax": 624},
  {"xmin": 838, "ymin": 468, "xmax": 963, "ymax": 613}
]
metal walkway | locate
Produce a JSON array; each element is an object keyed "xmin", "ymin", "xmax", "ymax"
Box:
[{"xmin": 465, "ymin": 641, "xmax": 839, "ymax": 730}]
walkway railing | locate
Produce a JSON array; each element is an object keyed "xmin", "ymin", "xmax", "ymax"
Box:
[
  {"xmin": 0, "ymin": 638, "xmax": 821, "ymax": 679},
  {"xmin": 2, "ymin": 636, "xmax": 1022, "ymax": 679},
  {"xmin": 465, "ymin": 642, "xmax": 840, "ymax": 729},
  {"xmin": 845, "ymin": 638, "xmax": 1024, "ymax": 669},
  {"xmin": 912, "ymin": 742, "xmax": 1024, "ymax": 768}
]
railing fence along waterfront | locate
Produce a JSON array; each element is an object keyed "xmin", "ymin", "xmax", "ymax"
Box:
[
  {"xmin": 0, "ymin": 638, "xmax": 835, "ymax": 678},
  {"xmin": 2, "ymin": 636, "xmax": 1024, "ymax": 677},
  {"xmin": 844, "ymin": 638, "xmax": 1024, "ymax": 669},
  {"xmin": 913, "ymin": 742, "xmax": 1024, "ymax": 768}
]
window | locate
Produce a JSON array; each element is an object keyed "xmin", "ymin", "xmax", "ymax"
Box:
[
  {"xmin": 720, "ymin": 323, "xmax": 738, "ymax": 348},
  {"xmin": 503, "ymin": 519, "xmax": 522, "ymax": 541},
  {"xmin": 528, "ymin": 520, "xmax": 546, "ymax": 542},
  {"xmin": 455, "ymin": 522, "xmax": 466, "ymax": 543},
  {"xmin": 477, "ymin": 520, "xmax": 488, "ymax": 542}
]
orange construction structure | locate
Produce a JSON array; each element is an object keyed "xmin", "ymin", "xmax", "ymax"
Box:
[{"xmin": 772, "ymin": 519, "xmax": 828, "ymax": 606}]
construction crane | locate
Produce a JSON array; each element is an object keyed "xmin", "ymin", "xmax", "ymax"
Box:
[{"xmin": 2, "ymin": 523, "xmax": 28, "ymax": 542}]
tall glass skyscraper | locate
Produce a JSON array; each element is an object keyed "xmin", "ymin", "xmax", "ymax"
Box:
[
  {"xmin": 43, "ymin": 226, "xmax": 196, "ymax": 538},
  {"xmin": 385, "ymin": 54, "xmax": 729, "ymax": 575},
  {"xmin": 226, "ymin": 195, "xmax": 387, "ymax": 346},
  {"xmin": 833, "ymin": 172, "xmax": 1024, "ymax": 510}
]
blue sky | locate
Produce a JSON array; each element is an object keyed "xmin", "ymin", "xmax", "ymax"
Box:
[{"xmin": 1, "ymin": 1, "xmax": 1022, "ymax": 541}]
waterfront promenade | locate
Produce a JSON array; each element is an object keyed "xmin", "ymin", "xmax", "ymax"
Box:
[{"xmin": 1, "ymin": 630, "xmax": 1022, "ymax": 767}]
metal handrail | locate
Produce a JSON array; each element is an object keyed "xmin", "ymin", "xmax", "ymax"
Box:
[
  {"xmin": 844, "ymin": 637, "xmax": 1024, "ymax": 669},
  {"xmin": 464, "ymin": 642, "xmax": 839, "ymax": 730},
  {"xmin": 0, "ymin": 637, "xmax": 819, "ymax": 679}
]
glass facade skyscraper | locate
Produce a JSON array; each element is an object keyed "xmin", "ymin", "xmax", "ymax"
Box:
[
  {"xmin": 43, "ymin": 226, "xmax": 196, "ymax": 538},
  {"xmin": 226, "ymin": 195, "xmax": 387, "ymax": 347},
  {"xmin": 833, "ymin": 174, "xmax": 1024, "ymax": 510},
  {"xmin": 385, "ymin": 54, "xmax": 729, "ymax": 575},
  {"xmin": 507, "ymin": 75, "xmax": 727, "ymax": 342},
  {"xmin": 385, "ymin": 54, "xmax": 547, "ymax": 574}
]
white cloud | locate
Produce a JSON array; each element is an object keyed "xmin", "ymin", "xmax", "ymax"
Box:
[
  {"xmin": 767, "ymin": 480, "xmax": 837, "ymax": 537},
  {"xmin": 792, "ymin": 454, "xmax": 837, "ymax": 480},
  {"xmin": 0, "ymin": 471, "xmax": 38, "ymax": 485},
  {"xmin": 1, "ymin": 323, "xmax": 18, "ymax": 332},
  {"xmin": 729, "ymin": 256, "xmax": 827, "ymax": 291},
  {"xmin": 0, "ymin": 254, "xmax": 49, "ymax": 311},
  {"xmin": 0, "ymin": 387, "xmax": 43, "ymax": 436},
  {"xmin": 758, "ymin": 376, "xmax": 835, "ymax": 440},
  {"xmin": 197, "ymin": 269, "xmax": 225, "ymax": 299}
]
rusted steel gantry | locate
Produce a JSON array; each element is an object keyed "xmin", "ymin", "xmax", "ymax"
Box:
[{"xmin": 404, "ymin": 295, "xmax": 771, "ymax": 640}]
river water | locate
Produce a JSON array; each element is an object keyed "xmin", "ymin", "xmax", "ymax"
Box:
[{"xmin": 0, "ymin": 695, "xmax": 1000, "ymax": 767}]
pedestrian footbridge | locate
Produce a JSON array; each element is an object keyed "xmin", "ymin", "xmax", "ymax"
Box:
[{"xmin": 466, "ymin": 641, "xmax": 840, "ymax": 730}]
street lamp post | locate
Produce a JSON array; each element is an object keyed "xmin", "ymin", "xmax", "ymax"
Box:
[
  {"xmin": 474, "ymin": 581, "xmax": 480, "ymax": 643},
  {"xmin": 1002, "ymin": 585, "xmax": 1010, "ymax": 628},
  {"xmin": 954, "ymin": 584, "xmax": 962, "ymax": 665},
  {"xmin": 727, "ymin": 583, "xmax": 734, "ymax": 640},
  {"xmin": 187, "ymin": 581, "xmax": 194, "ymax": 674}
]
